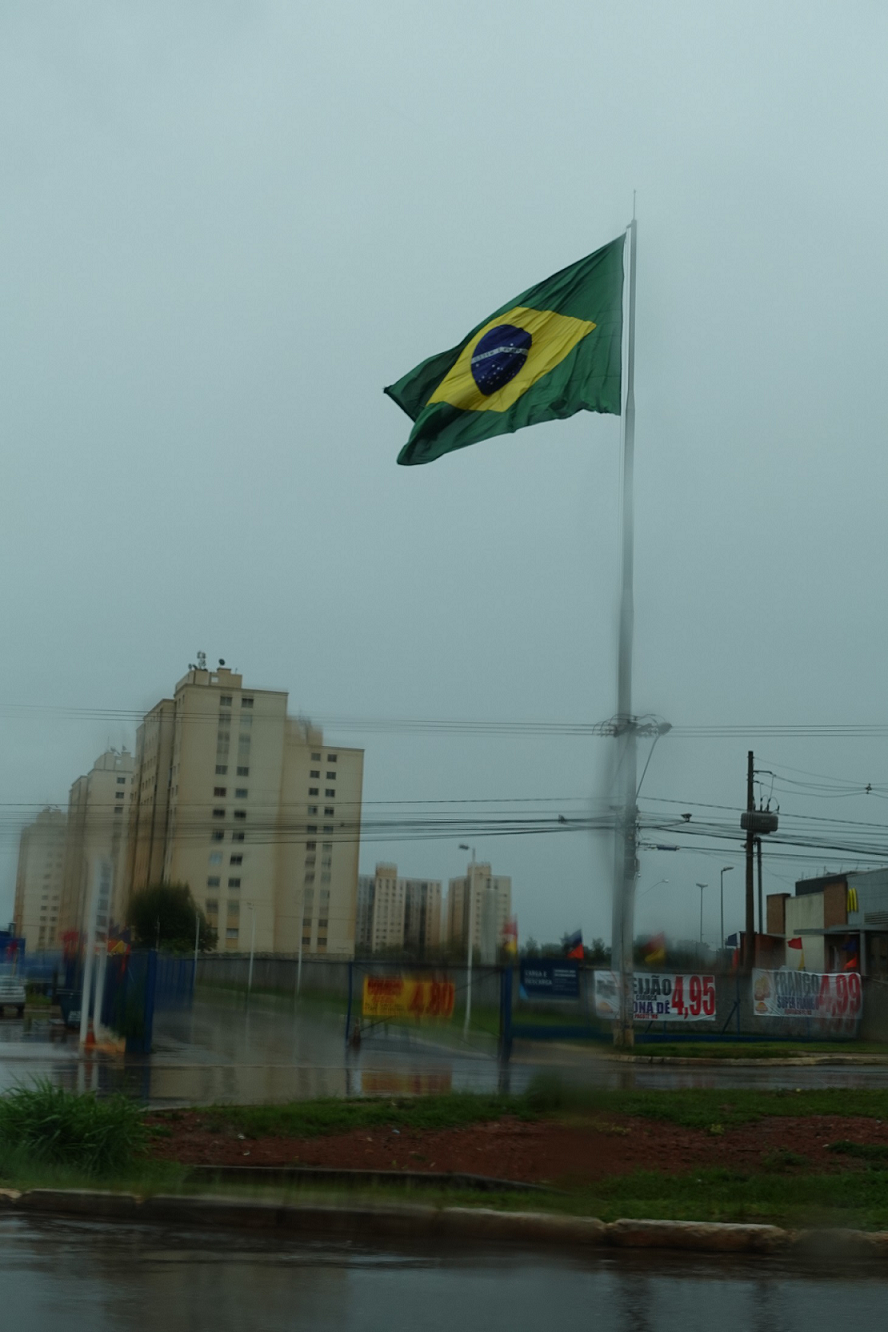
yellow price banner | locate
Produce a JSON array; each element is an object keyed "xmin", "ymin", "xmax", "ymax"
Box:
[{"xmin": 362, "ymin": 976, "xmax": 455, "ymax": 1021}]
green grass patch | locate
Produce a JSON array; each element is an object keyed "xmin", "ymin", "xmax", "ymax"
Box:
[
  {"xmin": 827, "ymin": 1140, "xmax": 888, "ymax": 1162},
  {"xmin": 629, "ymin": 1041, "xmax": 888, "ymax": 1060},
  {"xmin": 153, "ymin": 1081, "xmax": 888, "ymax": 1143},
  {"xmin": 523, "ymin": 1078, "xmax": 888, "ymax": 1128},
  {"xmin": 200, "ymin": 1091, "xmax": 536, "ymax": 1140},
  {"xmin": 0, "ymin": 1082, "xmax": 147, "ymax": 1175},
  {"xmin": 558, "ymin": 1167, "xmax": 888, "ymax": 1229}
]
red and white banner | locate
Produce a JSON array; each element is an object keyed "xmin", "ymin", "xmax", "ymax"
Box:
[
  {"xmin": 594, "ymin": 970, "xmax": 717, "ymax": 1022},
  {"xmin": 752, "ymin": 968, "xmax": 862, "ymax": 1021}
]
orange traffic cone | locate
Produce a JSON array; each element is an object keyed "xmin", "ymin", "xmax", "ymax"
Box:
[{"xmin": 84, "ymin": 1021, "xmax": 96, "ymax": 1049}]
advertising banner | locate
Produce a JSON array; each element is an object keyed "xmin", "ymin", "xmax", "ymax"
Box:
[
  {"xmin": 593, "ymin": 970, "xmax": 717, "ymax": 1022},
  {"xmin": 519, "ymin": 960, "xmax": 580, "ymax": 1000},
  {"xmin": 752, "ymin": 968, "xmax": 862, "ymax": 1022},
  {"xmin": 362, "ymin": 976, "xmax": 455, "ymax": 1021}
]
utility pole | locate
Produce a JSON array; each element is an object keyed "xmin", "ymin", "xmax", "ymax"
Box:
[
  {"xmin": 756, "ymin": 837, "xmax": 764, "ymax": 935},
  {"xmin": 744, "ymin": 751, "xmax": 755, "ymax": 972}
]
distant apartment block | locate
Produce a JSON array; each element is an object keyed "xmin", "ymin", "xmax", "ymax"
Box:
[
  {"xmin": 13, "ymin": 807, "xmax": 67, "ymax": 951},
  {"xmin": 58, "ymin": 749, "xmax": 134, "ymax": 940},
  {"xmin": 447, "ymin": 862, "xmax": 512, "ymax": 964},
  {"xmin": 126, "ymin": 665, "xmax": 363, "ymax": 956},
  {"xmin": 356, "ymin": 863, "xmax": 443, "ymax": 955}
]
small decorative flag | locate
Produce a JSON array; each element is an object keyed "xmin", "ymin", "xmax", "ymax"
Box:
[
  {"xmin": 564, "ymin": 929, "xmax": 584, "ymax": 960},
  {"xmin": 643, "ymin": 933, "xmax": 666, "ymax": 966},
  {"xmin": 501, "ymin": 917, "xmax": 518, "ymax": 957}
]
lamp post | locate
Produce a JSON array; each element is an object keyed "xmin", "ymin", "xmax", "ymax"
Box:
[
  {"xmin": 696, "ymin": 883, "xmax": 708, "ymax": 948},
  {"xmin": 459, "ymin": 844, "xmax": 475, "ymax": 1037},
  {"xmin": 719, "ymin": 866, "xmax": 733, "ymax": 954}
]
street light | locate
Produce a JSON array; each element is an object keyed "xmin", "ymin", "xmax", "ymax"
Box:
[
  {"xmin": 696, "ymin": 884, "xmax": 708, "ymax": 946},
  {"xmin": 459, "ymin": 844, "xmax": 475, "ymax": 1037},
  {"xmin": 640, "ymin": 877, "xmax": 669, "ymax": 897},
  {"xmin": 719, "ymin": 866, "xmax": 734, "ymax": 953}
]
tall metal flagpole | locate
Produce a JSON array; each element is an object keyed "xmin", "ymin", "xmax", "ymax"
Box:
[{"xmin": 611, "ymin": 214, "xmax": 638, "ymax": 1048}]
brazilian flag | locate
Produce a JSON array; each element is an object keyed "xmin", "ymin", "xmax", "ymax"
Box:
[{"xmin": 386, "ymin": 235, "xmax": 625, "ymax": 467}]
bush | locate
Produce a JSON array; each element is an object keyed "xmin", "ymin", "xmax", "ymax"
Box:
[{"xmin": 0, "ymin": 1083, "xmax": 146, "ymax": 1174}]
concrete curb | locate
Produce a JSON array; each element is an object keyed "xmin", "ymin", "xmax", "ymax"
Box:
[{"xmin": 3, "ymin": 1188, "xmax": 888, "ymax": 1256}]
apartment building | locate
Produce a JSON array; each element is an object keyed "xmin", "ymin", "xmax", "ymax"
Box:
[
  {"xmin": 13, "ymin": 807, "xmax": 67, "ymax": 950},
  {"xmin": 57, "ymin": 749, "xmax": 134, "ymax": 939},
  {"xmin": 403, "ymin": 878, "xmax": 443, "ymax": 955},
  {"xmin": 126, "ymin": 665, "xmax": 363, "ymax": 956},
  {"xmin": 447, "ymin": 862, "xmax": 512, "ymax": 964},
  {"xmin": 356, "ymin": 864, "xmax": 443, "ymax": 955}
]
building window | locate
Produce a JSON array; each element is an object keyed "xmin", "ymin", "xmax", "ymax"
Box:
[
  {"xmin": 214, "ymin": 787, "xmax": 227, "ymax": 797},
  {"xmin": 207, "ymin": 876, "xmax": 221, "ymax": 888},
  {"xmin": 305, "ymin": 856, "xmax": 316, "ymax": 867},
  {"xmin": 324, "ymin": 807, "xmax": 334, "ymax": 816},
  {"xmin": 325, "ymin": 789, "xmax": 335, "ymax": 798},
  {"xmin": 211, "ymin": 831, "xmax": 224, "ymax": 842},
  {"xmin": 228, "ymin": 878, "xmax": 241, "ymax": 888},
  {"xmin": 239, "ymin": 715, "xmax": 252, "ymax": 729},
  {"xmin": 321, "ymin": 855, "xmax": 332, "ymax": 868},
  {"xmin": 311, "ymin": 752, "xmax": 321, "ymax": 761},
  {"xmin": 235, "ymin": 788, "xmax": 248, "ymax": 798},
  {"xmin": 226, "ymin": 929, "xmax": 238, "ymax": 940},
  {"xmin": 116, "ymin": 777, "xmax": 126, "ymax": 785},
  {"xmin": 220, "ymin": 696, "xmax": 232, "ymax": 707},
  {"xmin": 309, "ymin": 787, "xmax": 318, "ymax": 796},
  {"xmin": 327, "ymin": 754, "xmax": 337, "ymax": 763},
  {"xmin": 305, "ymin": 872, "xmax": 315, "ymax": 884},
  {"xmin": 241, "ymin": 697, "xmax": 254, "ymax": 708},
  {"xmin": 307, "ymin": 824, "xmax": 317, "ymax": 833},
  {"xmin": 316, "ymin": 939, "xmax": 327, "ymax": 951},
  {"xmin": 230, "ymin": 854, "xmax": 243, "ymax": 865},
  {"xmin": 318, "ymin": 918, "xmax": 328, "ymax": 930},
  {"xmin": 206, "ymin": 899, "xmax": 218, "ymax": 913},
  {"xmin": 232, "ymin": 831, "xmax": 245, "ymax": 842},
  {"xmin": 234, "ymin": 810, "xmax": 246, "ymax": 821},
  {"xmin": 321, "ymin": 872, "xmax": 331, "ymax": 885},
  {"xmin": 322, "ymin": 842, "xmax": 333, "ymax": 851},
  {"xmin": 212, "ymin": 808, "xmax": 225, "ymax": 819},
  {"xmin": 209, "ymin": 853, "xmax": 222, "ymax": 865},
  {"xmin": 215, "ymin": 765, "xmax": 228, "ymax": 775},
  {"xmin": 310, "ymin": 770, "xmax": 320, "ymax": 779},
  {"xmin": 326, "ymin": 772, "xmax": 336, "ymax": 781},
  {"xmin": 308, "ymin": 805, "xmax": 318, "ymax": 815},
  {"xmin": 114, "ymin": 807, "xmax": 122, "ymax": 814},
  {"xmin": 237, "ymin": 766, "xmax": 249, "ymax": 776},
  {"xmin": 323, "ymin": 825, "xmax": 334, "ymax": 833}
]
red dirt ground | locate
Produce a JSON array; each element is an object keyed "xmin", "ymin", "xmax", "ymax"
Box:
[{"xmin": 146, "ymin": 1112, "xmax": 888, "ymax": 1185}]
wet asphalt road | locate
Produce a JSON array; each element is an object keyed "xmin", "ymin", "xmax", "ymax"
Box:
[
  {"xmin": 2, "ymin": 1213, "xmax": 887, "ymax": 1331},
  {"xmin": 3, "ymin": 996, "xmax": 888, "ymax": 1105}
]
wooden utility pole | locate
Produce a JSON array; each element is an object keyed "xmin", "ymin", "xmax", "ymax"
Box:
[{"xmin": 744, "ymin": 751, "xmax": 755, "ymax": 971}]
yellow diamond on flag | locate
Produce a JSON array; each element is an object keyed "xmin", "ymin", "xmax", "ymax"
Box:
[{"xmin": 427, "ymin": 305, "xmax": 597, "ymax": 414}]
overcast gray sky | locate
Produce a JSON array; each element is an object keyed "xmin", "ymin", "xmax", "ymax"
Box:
[{"xmin": 3, "ymin": 1, "xmax": 888, "ymax": 948}]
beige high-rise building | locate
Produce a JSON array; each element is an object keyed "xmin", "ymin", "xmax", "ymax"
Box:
[
  {"xmin": 58, "ymin": 749, "xmax": 134, "ymax": 940},
  {"xmin": 366, "ymin": 863, "xmax": 405, "ymax": 953},
  {"xmin": 447, "ymin": 862, "xmax": 512, "ymax": 963},
  {"xmin": 126, "ymin": 665, "xmax": 363, "ymax": 956},
  {"xmin": 14, "ymin": 807, "xmax": 67, "ymax": 951},
  {"xmin": 355, "ymin": 864, "xmax": 442, "ymax": 956},
  {"xmin": 403, "ymin": 878, "xmax": 443, "ymax": 955}
]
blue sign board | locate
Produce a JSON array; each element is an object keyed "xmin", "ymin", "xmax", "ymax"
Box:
[{"xmin": 519, "ymin": 960, "xmax": 580, "ymax": 1000}]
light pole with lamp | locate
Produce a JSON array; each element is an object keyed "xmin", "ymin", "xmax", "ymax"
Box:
[
  {"xmin": 719, "ymin": 866, "xmax": 733, "ymax": 955},
  {"xmin": 696, "ymin": 884, "xmax": 708, "ymax": 949},
  {"xmin": 458, "ymin": 844, "xmax": 475, "ymax": 1037}
]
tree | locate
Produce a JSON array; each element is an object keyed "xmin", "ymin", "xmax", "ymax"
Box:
[{"xmin": 128, "ymin": 882, "xmax": 216, "ymax": 953}]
